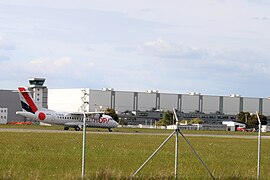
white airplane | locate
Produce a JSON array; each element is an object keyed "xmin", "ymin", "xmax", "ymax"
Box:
[{"xmin": 16, "ymin": 87, "xmax": 119, "ymax": 131}]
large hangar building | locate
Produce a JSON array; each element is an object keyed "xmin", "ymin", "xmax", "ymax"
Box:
[
  {"xmin": 0, "ymin": 78, "xmax": 48, "ymax": 124},
  {"xmin": 1, "ymin": 77, "xmax": 270, "ymax": 125},
  {"xmin": 48, "ymin": 88, "xmax": 270, "ymax": 125},
  {"xmin": 0, "ymin": 89, "xmax": 23, "ymax": 123}
]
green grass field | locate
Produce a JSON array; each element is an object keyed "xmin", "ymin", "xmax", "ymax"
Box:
[{"xmin": 0, "ymin": 127, "xmax": 270, "ymax": 179}]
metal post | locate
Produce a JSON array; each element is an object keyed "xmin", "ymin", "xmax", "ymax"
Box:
[
  {"xmin": 173, "ymin": 109, "xmax": 215, "ymax": 180},
  {"xmin": 178, "ymin": 130, "xmax": 215, "ymax": 179},
  {"xmin": 174, "ymin": 109, "xmax": 179, "ymax": 179},
  {"xmin": 256, "ymin": 112, "xmax": 261, "ymax": 180},
  {"xmin": 132, "ymin": 131, "xmax": 176, "ymax": 177},
  {"xmin": 175, "ymin": 127, "xmax": 179, "ymax": 179},
  {"xmin": 82, "ymin": 112, "xmax": 86, "ymax": 178}
]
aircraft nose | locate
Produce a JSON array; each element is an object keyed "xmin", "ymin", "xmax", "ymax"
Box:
[{"xmin": 114, "ymin": 120, "xmax": 119, "ymax": 127}]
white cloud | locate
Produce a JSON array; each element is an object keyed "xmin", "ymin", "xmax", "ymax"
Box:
[
  {"xmin": 144, "ymin": 38, "xmax": 172, "ymax": 50},
  {"xmin": 0, "ymin": 1, "xmax": 269, "ymax": 97},
  {"xmin": 139, "ymin": 38, "xmax": 208, "ymax": 59},
  {"xmin": 52, "ymin": 57, "xmax": 71, "ymax": 67},
  {"xmin": 28, "ymin": 57, "xmax": 71, "ymax": 73}
]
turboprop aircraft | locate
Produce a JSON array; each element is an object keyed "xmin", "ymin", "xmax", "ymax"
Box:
[{"xmin": 16, "ymin": 87, "xmax": 119, "ymax": 131}]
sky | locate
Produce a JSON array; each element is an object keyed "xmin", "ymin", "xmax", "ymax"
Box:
[{"xmin": 0, "ymin": 0, "xmax": 270, "ymax": 97}]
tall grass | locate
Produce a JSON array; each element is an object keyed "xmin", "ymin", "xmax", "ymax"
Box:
[{"xmin": 0, "ymin": 131, "xmax": 269, "ymax": 179}]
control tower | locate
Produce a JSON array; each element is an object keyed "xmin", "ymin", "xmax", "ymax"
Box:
[{"xmin": 28, "ymin": 77, "xmax": 48, "ymax": 108}]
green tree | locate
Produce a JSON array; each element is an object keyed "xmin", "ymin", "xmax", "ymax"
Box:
[
  {"xmin": 180, "ymin": 120, "xmax": 188, "ymax": 124},
  {"xmin": 237, "ymin": 112, "xmax": 250, "ymax": 124},
  {"xmin": 155, "ymin": 120, "xmax": 164, "ymax": 126},
  {"xmin": 189, "ymin": 118, "xmax": 204, "ymax": 124},
  {"xmin": 156, "ymin": 110, "xmax": 174, "ymax": 126},
  {"xmin": 104, "ymin": 108, "xmax": 119, "ymax": 122},
  {"xmin": 237, "ymin": 112, "xmax": 267, "ymax": 126},
  {"xmin": 250, "ymin": 114, "xmax": 267, "ymax": 125}
]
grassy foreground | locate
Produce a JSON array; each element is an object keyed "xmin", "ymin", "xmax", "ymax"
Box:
[{"xmin": 0, "ymin": 131, "xmax": 269, "ymax": 179}]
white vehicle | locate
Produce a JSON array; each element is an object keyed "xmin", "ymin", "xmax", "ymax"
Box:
[{"xmin": 16, "ymin": 87, "xmax": 119, "ymax": 131}]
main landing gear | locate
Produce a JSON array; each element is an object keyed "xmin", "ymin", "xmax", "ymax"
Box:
[
  {"xmin": 74, "ymin": 126, "xmax": 81, "ymax": 131},
  {"xmin": 64, "ymin": 126, "xmax": 113, "ymax": 132},
  {"xmin": 63, "ymin": 126, "xmax": 81, "ymax": 131}
]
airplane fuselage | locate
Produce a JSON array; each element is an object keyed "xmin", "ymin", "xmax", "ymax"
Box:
[
  {"xmin": 16, "ymin": 87, "xmax": 118, "ymax": 131},
  {"xmin": 16, "ymin": 110, "xmax": 118, "ymax": 130}
]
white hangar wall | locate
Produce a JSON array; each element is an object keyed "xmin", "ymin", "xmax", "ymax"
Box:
[
  {"xmin": 202, "ymin": 96, "xmax": 220, "ymax": 114},
  {"xmin": 263, "ymin": 99, "xmax": 270, "ymax": 116},
  {"xmin": 181, "ymin": 95, "xmax": 199, "ymax": 113},
  {"xmin": 137, "ymin": 92, "xmax": 156, "ymax": 111},
  {"xmin": 48, "ymin": 89, "xmax": 89, "ymax": 112},
  {"xmin": 47, "ymin": 88, "xmax": 270, "ymax": 116},
  {"xmin": 115, "ymin": 91, "xmax": 134, "ymax": 112},
  {"xmin": 160, "ymin": 93, "xmax": 178, "ymax": 111},
  {"xmin": 89, "ymin": 90, "xmax": 112, "ymax": 112},
  {"xmin": 223, "ymin": 97, "xmax": 240, "ymax": 115},
  {"xmin": 243, "ymin": 98, "xmax": 259, "ymax": 113}
]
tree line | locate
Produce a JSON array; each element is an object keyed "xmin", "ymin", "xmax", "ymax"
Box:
[
  {"xmin": 236, "ymin": 112, "xmax": 267, "ymax": 126},
  {"xmin": 106, "ymin": 108, "xmax": 268, "ymax": 126},
  {"xmin": 156, "ymin": 111, "xmax": 203, "ymax": 126},
  {"xmin": 157, "ymin": 111, "xmax": 268, "ymax": 126}
]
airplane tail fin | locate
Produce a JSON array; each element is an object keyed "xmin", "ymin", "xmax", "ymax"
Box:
[{"xmin": 18, "ymin": 87, "xmax": 39, "ymax": 114}]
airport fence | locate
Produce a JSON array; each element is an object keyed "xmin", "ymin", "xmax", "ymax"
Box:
[{"xmin": 0, "ymin": 126, "xmax": 269, "ymax": 179}]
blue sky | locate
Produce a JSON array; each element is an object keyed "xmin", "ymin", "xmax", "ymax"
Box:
[{"xmin": 0, "ymin": 0, "xmax": 270, "ymax": 97}]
